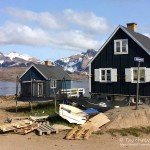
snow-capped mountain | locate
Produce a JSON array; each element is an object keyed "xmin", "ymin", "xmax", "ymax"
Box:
[
  {"xmin": 0, "ymin": 49, "xmax": 97, "ymax": 73},
  {"xmin": 54, "ymin": 49, "xmax": 97, "ymax": 72},
  {"xmin": 0, "ymin": 51, "xmax": 40, "ymax": 67}
]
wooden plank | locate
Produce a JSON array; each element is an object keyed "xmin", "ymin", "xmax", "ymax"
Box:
[{"xmin": 14, "ymin": 123, "xmax": 39, "ymax": 135}]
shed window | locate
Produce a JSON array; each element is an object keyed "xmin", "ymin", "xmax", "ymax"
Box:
[
  {"xmin": 114, "ymin": 39, "xmax": 128, "ymax": 54},
  {"xmin": 38, "ymin": 83, "xmax": 43, "ymax": 97},
  {"xmin": 51, "ymin": 80, "xmax": 57, "ymax": 88}
]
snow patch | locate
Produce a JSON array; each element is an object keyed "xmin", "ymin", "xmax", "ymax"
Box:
[{"xmin": 6, "ymin": 52, "xmax": 32, "ymax": 61}]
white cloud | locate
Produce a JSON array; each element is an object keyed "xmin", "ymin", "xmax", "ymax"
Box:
[
  {"xmin": 64, "ymin": 9, "xmax": 111, "ymax": 34},
  {"xmin": 144, "ymin": 33, "xmax": 150, "ymax": 38},
  {"xmin": 6, "ymin": 7, "xmax": 67, "ymax": 30},
  {"xmin": 1, "ymin": 8, "xmax": 111, "ymax": 51},
  {"xmin": 0, "ymin": 22, "xmax": 99, "ymax": 50}
]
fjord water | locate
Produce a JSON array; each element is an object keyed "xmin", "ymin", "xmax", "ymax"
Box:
[{"xmin": 0, "ymin": 80, "xmax": 89, "ymax": 96}]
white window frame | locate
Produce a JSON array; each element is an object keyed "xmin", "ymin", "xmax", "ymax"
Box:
[
  {"xmin": 131, "ymin": 67, "xmax": 146, "ymax": 83},
  {"xmin": 114, "ymin": 39, "xmax": 128, "ymax": 54},
  {"xmin": 100, "ymin": 68, "xmax": 112, "ymax": 83},
  {"xmin": 50, "ymin": 79, "xmax": 57, "ymax": 88},
  {"xmin": 38, "ymin": 82, "xmax": 43, "ymax": 97}
]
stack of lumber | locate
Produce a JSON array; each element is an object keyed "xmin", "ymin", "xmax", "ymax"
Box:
[
  {"xmin": 65, "ymin": 113, "xmax": 110, "ymax": 140},
  {"xmin": 0, "ymin": 119, "xmax": 33, "ymax": 133}
]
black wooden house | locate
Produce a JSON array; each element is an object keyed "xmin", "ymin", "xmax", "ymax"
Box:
[
  {"xmin": 18, "ymin": 61, "xmax": 71, "ymax": 101},
  {"xmin": 89, "ymin": 23, "xmax": 150, "ymax": 99}
]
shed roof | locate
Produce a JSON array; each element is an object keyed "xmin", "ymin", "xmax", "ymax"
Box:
[
  {"xmin": 34, "ymin": 64, "xmax": 71, "ymax": 80},
  {"xmin": 20, "ymin": 64, "xmax": 71, "ymax": 80}
]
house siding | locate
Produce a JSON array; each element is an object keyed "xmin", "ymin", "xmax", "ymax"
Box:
[{"xmin": 91, "ymin": 28, "xmax": 150, "ymax": 96}]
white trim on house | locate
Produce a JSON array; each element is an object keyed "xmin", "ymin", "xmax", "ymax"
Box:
[
  {"xmin": 88, "ymin": 25, "xmax": 150, "ymax": 66},
  {"xmin": 19, "ymin": 64, "xmax": 48, "ymax": 80},
  {"xmin": 94, "ymin": 68, "xmax": 117, "ymax": 83},
  {"xmin": 125, "ymin": 67, "xmax": 147, "ymax": 83},
  {"xmin": 114, "ymin": 39, "xmax": 128, "ymax": 54}
]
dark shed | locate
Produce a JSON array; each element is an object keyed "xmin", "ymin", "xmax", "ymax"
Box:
[{"xmin": 19, "ymin": 63, "xmax": 71, "ymax": 100}]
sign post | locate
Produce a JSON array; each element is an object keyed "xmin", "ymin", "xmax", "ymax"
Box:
[{"xmin": 134, "ymin": 57, "xmax": 144, "ymax": 110}]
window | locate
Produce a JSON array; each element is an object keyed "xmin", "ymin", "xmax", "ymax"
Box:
[
  {"xmin": 38, "ymin": 83, "xmax": 43, "ymax": 97},
  {"xmin": 133, "ymin": 68, "xmax": 145, "ymax": 82},
  {"xmin": 125, "ymin": 67, "xmax": 150, "ymax": 83},
  {"xmin": 114, "ymin": 39, "xmax": 128, "ymax": 54},
  {"xmin": 51, "ymin": 80, "xmax": 57, "ymax": 88},
  {"xmin": 101, "ymin": 69, "xmax": 111, "ymax": 82},
  {"xmin": 94, "ymin": 68, "xmax": 117, "ymax": 82}
]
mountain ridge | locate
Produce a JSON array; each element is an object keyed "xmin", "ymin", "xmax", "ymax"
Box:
[{"xmin": 0, "ymin": 49, "xmax": 97, "ymax": 72}]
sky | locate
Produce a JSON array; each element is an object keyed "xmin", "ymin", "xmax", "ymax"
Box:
[{"xmin": 0, "ymin": 0, "xmax": 149, "ymax": 61}]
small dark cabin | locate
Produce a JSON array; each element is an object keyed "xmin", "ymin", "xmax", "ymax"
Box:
[
  {"xmin": 89, "ymin": 23, "xmax": 150, "ymax": 99},
  {"xmin": 19, "ymin": 61, "xmax": 71, "ymax": 101}
]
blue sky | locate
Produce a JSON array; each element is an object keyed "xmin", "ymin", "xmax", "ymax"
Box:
[{"xmin": 0, "ymin": 0, "xmax": 149, "ymax": 61}]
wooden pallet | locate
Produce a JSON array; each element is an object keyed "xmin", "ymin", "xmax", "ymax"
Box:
[
  {"xmin": 14, "ymin": 123, "xmax": 39, "ymax": 135},
  {"xmin": 65, "ymin": 125, "xmax": 94, "ymax": 140},
  {"xmin": 65, "ymin": 113, "xmax": 110, "ymax": 140},
  {"xmin": 36, "ymin": 122, "xmax": 58, "ymax": 136}
]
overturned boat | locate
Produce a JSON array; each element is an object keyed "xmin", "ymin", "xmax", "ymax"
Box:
[{"xmin": 59, "ymin": 104, "xmax": 88, "ymax": 124}]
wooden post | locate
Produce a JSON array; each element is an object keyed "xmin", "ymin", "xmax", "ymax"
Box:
[
  {"xmin": 136, "ymin": 62, "xmax": 140, "ymax": 110},
  {"xmin": 30, "ymin": 78, "xmax": 33, "ymax": 111},
  {"xmin": 15, "ymin": 76, "xmax": 19, "ymax": 113}
]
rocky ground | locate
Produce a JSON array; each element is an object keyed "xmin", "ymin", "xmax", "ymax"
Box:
[{"xmin": 0, "ymin": 96, "xmax": 150, "ymax": 150}]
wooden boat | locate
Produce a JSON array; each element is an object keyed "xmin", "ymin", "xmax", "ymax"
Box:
[{"xmin": 59, "ymin": 104, "xmax": 88, "ymax": 124}]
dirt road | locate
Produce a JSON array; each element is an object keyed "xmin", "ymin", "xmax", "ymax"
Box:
[{"xmin": 1, "ymin": 132, "xmax": 150, "ymax": 150}]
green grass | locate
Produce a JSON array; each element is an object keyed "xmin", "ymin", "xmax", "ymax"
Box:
[
  {"xmin": 5, "ymin": 102, "xmax": 75, "ymax": 126},
  {"xmin": 107, "ymin": 127, "xmax": 150, "ymax": 137}
]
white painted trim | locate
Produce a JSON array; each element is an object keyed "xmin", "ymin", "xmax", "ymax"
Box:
[
  {"xmin": 88, "ymin": 25, "xmax": 150, "ymax": 66},
  {"xmin": 99, "ymin": 68, "xmax": 112, "ymax": 83},
  {"xmin": 131, "ymin": 67, "xmax": 146, "ymax": 83},
  {"xmin": 114, "ymin": 39, "xmax": 128, "ymax": 54},
  {"xmin": 50, "ymin": 79, "xmax": 57, "ymax": 88},
  {"xmin": 19, "ymin": 64, "xmax": 48, "ymax": 80}
]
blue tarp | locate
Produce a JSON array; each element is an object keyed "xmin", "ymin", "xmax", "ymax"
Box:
[{"xmin": 84, "ymin": 108, "xmax": 99, "ymax": 115}]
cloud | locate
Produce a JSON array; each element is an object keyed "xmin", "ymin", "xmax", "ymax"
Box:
[
  {"xmin": 64, "ymin": 9, "xmax": 111, "ymax": 34},
  {"xmin": 144, "ymin": 33, "xmax": 150, "ymax": 38},
  {"xmin": 6, "ymin": 7, "xmax": 67, "ymax": 30},
  {"xmin": 0, "ymin": 22, "xmax": 99, "ymax": 50},
  {"xmin": 1, "ymin": 7, "xmax": 111, "ymax": 51},
  {"xmin": 6, "ymin": 7, "xmax": 111, "ymax": 34}
]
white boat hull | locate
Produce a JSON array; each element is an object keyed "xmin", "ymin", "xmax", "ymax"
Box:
[{"xmin": 59, "ymin": 104, "xmax": 88, "ymax": 124}]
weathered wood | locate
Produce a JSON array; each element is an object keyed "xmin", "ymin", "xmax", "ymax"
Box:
[
  {"xmin": 0, "ymin": 119, "xmax": 33, "ymax": 133},
  {"xmin": 14, "ymin": 123, "xmax": 39, "ymax": 135},
  {"xmin": 36, "ymin": 123, "xmax": 57, "ymax": 136}
]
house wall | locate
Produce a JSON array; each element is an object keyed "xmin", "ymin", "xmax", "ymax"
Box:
[{"xmin": 91, "ymin": 28, "xmax": 150, "ymax": 96}]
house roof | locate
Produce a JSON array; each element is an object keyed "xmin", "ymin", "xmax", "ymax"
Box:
[
  {"xmin": 122, "ymin": 26, "xmax": 150, "ymax": 52},
  {"xmin": 88, "ymin": 25, "xmax": 150, "ymax": 65},
  {"xmin": 20, "ymin": 64, "xmax": 71, "ymax": 80}
]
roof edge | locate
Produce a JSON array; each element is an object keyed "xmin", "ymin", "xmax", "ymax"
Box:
[{"xmin": 19, "ymin": 64, "xmax": 48, "ymax": 80}]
